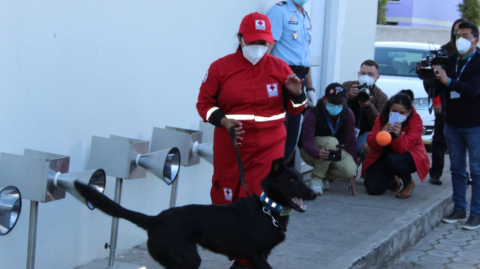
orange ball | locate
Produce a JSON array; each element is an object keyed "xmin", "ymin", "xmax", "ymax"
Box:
[{"xmin": 376, "ymin": 131, "xmax": 392, "ymax": 146}]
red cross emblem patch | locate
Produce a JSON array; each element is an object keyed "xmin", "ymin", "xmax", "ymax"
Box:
[
  {"xmin": 223, "ymin": 188, "xmax": 233, "ymax": 202},
  {"xmin": 256, "ymin": 20, "xmax": 266, "ymax": 30},
  {"xmin": 267, "ymin": 84, "xmax": 278, "ymax": 97}
]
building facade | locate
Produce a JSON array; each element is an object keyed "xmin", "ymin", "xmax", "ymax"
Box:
[{"xmin": 386, "ymin": 0, "xmax": 462, "ymax": 28}]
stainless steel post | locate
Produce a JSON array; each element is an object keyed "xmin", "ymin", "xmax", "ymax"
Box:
[
  {"xmin": 26, "ymin": 201, "xmax": 39, "ymax": 269},
  {"xmin": 108, "ymin": 177, "xmax": 123, "ymax": 269},
  {"xmin": 169, "ymin": 177, "xmax": 178, "ymax": 208}
]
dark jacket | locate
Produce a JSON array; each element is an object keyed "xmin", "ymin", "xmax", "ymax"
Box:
[
  {"xmin": 343, "ymin": 81, "xmax": 389, "ymax": 135},
  {"xmin": 430, "ymin": 51, "xmax": 480, "ymax": 128},
  {"xmin": 300, "ymin": 103, "xmax": 357, "ymax": 160}
]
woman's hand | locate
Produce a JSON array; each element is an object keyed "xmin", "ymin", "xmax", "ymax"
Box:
[
  {"xmin": 220, "ymin": 118, "xmax": 244, "ymax": 141},
  {"xmin": 391, "ymin": 122, "xmax": 402, "ymax": 137},
  {"xmin": 285, "ymin": 74, "xmax": 304, "ymax": 96},
  {"xmin": 381, "ymin": 122, "xmax": 393, "ymax": 132}
]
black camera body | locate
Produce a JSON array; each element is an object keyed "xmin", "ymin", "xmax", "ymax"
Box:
[
  {"xmin": 328, "ymin": 145, "xmax": 342, "ymax": 162},
  {"xmin": 356, "ymin": 83, "xmax": 372, "ymax": 103},
  {"xmin": 417, "ymin": 49, "xmax": 448, "ymax": 80}
]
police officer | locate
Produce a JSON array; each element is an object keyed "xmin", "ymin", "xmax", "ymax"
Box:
[{"xmin": 267, "ymin": 0, "xmax": 316, "ymax": 167}]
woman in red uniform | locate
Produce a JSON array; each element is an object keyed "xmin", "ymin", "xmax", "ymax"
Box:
[
  {"xmin": 197, "ymin": 12, "xmax": 306, "ymax": 204},
  {"xmin": 197, "ymin": 12, "xmax": 306, "ymax": 268}
]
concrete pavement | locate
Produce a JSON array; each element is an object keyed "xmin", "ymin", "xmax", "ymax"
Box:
[{"xmin": 77, "ymin": 160, "xmax": 459, "ymax": 269}]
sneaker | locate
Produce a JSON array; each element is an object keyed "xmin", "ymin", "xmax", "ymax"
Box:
[
  {"xmin": 309, "ymin": 179, "xmax": 324, "ymax": 196},
  {"xmin": 322, "ymin": 179, "xmax": 330, "ymax": 191},
  {"xmin": 467, "ymin": 172, "xmax": 472, "ymax": 185},
  {"xmin": 442, "ymin": 210, "xmax": 467, "ymax": 224},
  {"xmin": 429, "ymin": 175, "xmax": 442, "ymax": 185},
  {"xmin": 229, "ymin": 261, "xmax": 251, "ymax": 269},
  {"xmin": 462, "ymin": 215, "xmax": 480, "ymax": 231}
]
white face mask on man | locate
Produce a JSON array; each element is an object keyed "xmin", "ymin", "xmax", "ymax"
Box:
[
  {"xmin": 456, "ymin": 37, "xmax": 476, "ymax": 54},
  {"xmin": 242, "ymin": 38, "xmax": 268, "ymax": 65},
  {"xmin": 358, "ymin": 75, "xmax": 375, "ymax": 86}
]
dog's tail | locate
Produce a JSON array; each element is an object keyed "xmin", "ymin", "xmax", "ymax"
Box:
[{"xmin": 74, "ymin": 181, "xmax": 157, "ymax": 230}]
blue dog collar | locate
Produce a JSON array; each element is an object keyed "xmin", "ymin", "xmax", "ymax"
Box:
[{"xmin": 260, "ymin": 192, "xmax": 292, "ymax": 216}]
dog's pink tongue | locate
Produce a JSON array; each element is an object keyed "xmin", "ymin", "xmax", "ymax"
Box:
[{"xmin": 293, "ymin": 197, "xmax": 305, "ymax": 208}]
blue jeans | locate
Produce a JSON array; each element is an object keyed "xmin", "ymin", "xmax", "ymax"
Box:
[
  {"xmin": 444, "ymin": 123, "xmax": 480, "ymax": 217},
  {"xmin": 357, "ymin": 131, "xmax": 370, "ymax": 162}
]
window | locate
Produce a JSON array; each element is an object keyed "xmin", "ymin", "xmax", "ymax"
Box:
[{"xmin": 374, "ymin": 47, "xmax": 429, "ymax": 77}]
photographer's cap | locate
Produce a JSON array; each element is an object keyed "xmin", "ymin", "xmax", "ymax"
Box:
[
  {"xmin": 239, "ymin": 12, "xmax": 274, "ymax": 43},
  {"xmin": 324, "ymin": 83, "xmax": 347, "ymax": 103}
]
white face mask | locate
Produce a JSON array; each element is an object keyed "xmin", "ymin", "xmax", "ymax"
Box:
[
  {"xmin": 456, "ymin": 37, "xmax": 475, "ymax": 54},
  {"xmin": 241, "ymin": 39, "xmax": 268, "ymax": 65},
  {"xmin": 398, "ymin": 114, "xmax": 408, "ymax": 123},
  {"xmin": 358, "ymin": 75, "xmax": 375, "ymax": 86}
]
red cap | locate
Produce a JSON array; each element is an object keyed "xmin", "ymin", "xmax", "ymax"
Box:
[{"xmin": 238, "ymin": 12, "xmax": 274, "ymax": 44}]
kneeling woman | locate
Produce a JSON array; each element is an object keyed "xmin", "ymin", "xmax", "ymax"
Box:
[{"xmin": 362, "ymin": 90, "xmax": 429, "ymax": 198}]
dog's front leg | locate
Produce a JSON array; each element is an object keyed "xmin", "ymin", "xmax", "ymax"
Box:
[{"xmin": 247, "ymin": 255, "xmax": 273, "ymax": 269}]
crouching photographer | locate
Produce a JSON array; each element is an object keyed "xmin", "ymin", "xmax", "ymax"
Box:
[
  {"xmin": 362, "ymin": 90, "xmax": 429, "ymax": 199},
  {"xmin": 298, "ymin": 83, "xmax": 358, "ymax": 196},
  {"xmin": 343, "ymin": 60, "xmax": 388, "ymax": 165}
]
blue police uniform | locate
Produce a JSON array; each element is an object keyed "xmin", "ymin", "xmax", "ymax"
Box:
[
  {"xmin": 267, "ymin": 0, "xmax": 312, "ymax": 164},
  {"xmin": 267, "ymin": 0, "xmax": 311, "ymax": 67}
]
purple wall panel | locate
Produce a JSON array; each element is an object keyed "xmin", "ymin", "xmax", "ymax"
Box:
[{"xmin": 386, "ymin": 0, "xmax": 462, "ymax": 28}]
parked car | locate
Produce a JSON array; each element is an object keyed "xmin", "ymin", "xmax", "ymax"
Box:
[{"xmin": 374, "ymin": 41, "xmax": 442, "ymax": 145}]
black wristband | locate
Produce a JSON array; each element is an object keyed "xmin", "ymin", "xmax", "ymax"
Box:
[
  {"xmin": 306, "ymin": 87, "xmax": 315, "ymax": 92},
  {"xmin": 208, "ymin": 109, "xmax": 226, "ymax": 128}
]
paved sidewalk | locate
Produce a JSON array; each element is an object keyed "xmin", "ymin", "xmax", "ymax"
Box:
[
  {"xmin": 78, "ymin": 160, "xmax": 457, "ymax": 269},
  {"xmin": 385, "ymin": 193, "xmax": 480, "ymax": 269}
]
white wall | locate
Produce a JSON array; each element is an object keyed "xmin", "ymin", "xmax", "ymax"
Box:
[{"xmin": 337, "ymin": 0, "xmax": 378, "ymax": 84}]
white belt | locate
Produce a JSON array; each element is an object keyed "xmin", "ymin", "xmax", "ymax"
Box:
[{"xmin": 225, "ymin": 112, "xmax": 286, "ymax": 122}]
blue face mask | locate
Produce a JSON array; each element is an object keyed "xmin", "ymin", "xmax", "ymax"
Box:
[
  {"xmin": 326, "ymin": 103, "xmax": 343, "ymax": 116},
  {"xmin": 293, "ymin": 0, "xmax": 309, "ymax": 5}
]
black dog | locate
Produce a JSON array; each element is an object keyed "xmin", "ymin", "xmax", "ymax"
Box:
[{"xmin": 75, "ymin": 158, "xmax": 316, "ymax": 269}]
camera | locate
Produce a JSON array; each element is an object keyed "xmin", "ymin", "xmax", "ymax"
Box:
[
  {"xmin": 416, "ymin": 49, "xmax": 448, "ymax": 80},
  {"xmin": 356, "ymin": 84, "xmax": 372, "ymax": 103},
  {"xmin": 328, "ymin": 145, "xmax": 342, "ymax": 162}
]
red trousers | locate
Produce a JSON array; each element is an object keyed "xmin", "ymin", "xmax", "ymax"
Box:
[{"xmin": 210, "ymin": 122, "xmax": 286, "ymax": 204}]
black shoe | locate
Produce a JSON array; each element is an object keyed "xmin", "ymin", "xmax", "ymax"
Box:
[
  {"xmin": 229, "ymin": 261, "xmax": 251, "ymax": 269},
  {"xmin": 442, "ymin": 210, "xmax": 467, "ymax": 224},
  {"xmin": 429, "ymin": 176, "xmax": 442, "ymax": 185},
  {"xmin": 462, "ymin": 215, "xmax": 480, "ymax": 231}
]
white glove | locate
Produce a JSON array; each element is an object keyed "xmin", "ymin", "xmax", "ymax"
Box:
[{"xmin": 307, "ymin": 90, "xmax": 317, "ymax": 108}]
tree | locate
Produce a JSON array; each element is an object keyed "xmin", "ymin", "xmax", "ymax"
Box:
[
  {"xmin": 458, "ymin": 0, "xmax": 480, "ymax": 26},
  {"xmin": 377, "ymin": 0, "xmax": 389, "ymax": 25}
]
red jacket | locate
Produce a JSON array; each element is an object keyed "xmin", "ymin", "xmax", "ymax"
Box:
[
  {"xmin": 197, "ymin": 49, "xmax": 306, "ymax": 127},
  {"xmin": 362, "ymin": 107, "xmax": 430, "ymax": 182}
]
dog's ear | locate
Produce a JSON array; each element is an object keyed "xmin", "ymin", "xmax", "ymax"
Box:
[{"xmin": 270, "ymin": 158, "xmax": 285, "ymax": 175}]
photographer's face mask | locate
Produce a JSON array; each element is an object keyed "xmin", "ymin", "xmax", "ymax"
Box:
[
  {"xmin": 241, "ymin": 38, "xmax": 268, "ymax": 65},
  {"xmin": 326, "ymin": 103, "xmax": 343, "ymax": 116},
  {"xmin": 358, "ymin": 75, "xmax": 375, "ymax": 86},
  {"xmin": 456, "ymin": 37, "xmax": 476, "ymax": 54}
]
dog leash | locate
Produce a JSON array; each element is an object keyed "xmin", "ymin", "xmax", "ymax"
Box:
[{"xmin": 229, "ymin": 126, "xmax": 251, "ymax": 197}]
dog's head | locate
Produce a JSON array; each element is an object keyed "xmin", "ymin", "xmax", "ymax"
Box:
[{"xmin": 261, "ymin": 158, "xmax": 317, "ymax": 213}]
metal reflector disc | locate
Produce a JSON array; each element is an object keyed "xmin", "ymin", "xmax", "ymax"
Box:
[
  {"xmin": 86, "ymin": 170, "xmax": 106, "ymax": 210},
  {"xmin": 164, "ymin": 148, "xmax": 180, "ymax": 185},
  {"xmin": 0, "ymin": 186, "xmax": 22, "ymax": 236}
]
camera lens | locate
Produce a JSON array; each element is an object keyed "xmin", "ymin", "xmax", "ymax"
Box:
[{"xmin": 357, "ymin": 88, "xmax": 370, "ymax": 103}]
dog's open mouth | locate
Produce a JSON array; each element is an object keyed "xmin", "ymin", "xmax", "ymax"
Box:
[{"xmin": 291, "ymin": 197, "xmax": 307, "ymax": 212}]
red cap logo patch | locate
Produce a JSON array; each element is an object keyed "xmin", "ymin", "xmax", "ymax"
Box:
[{"xmin": 256, "ymin": 20, "xmax": 266, "ymax": 30}]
